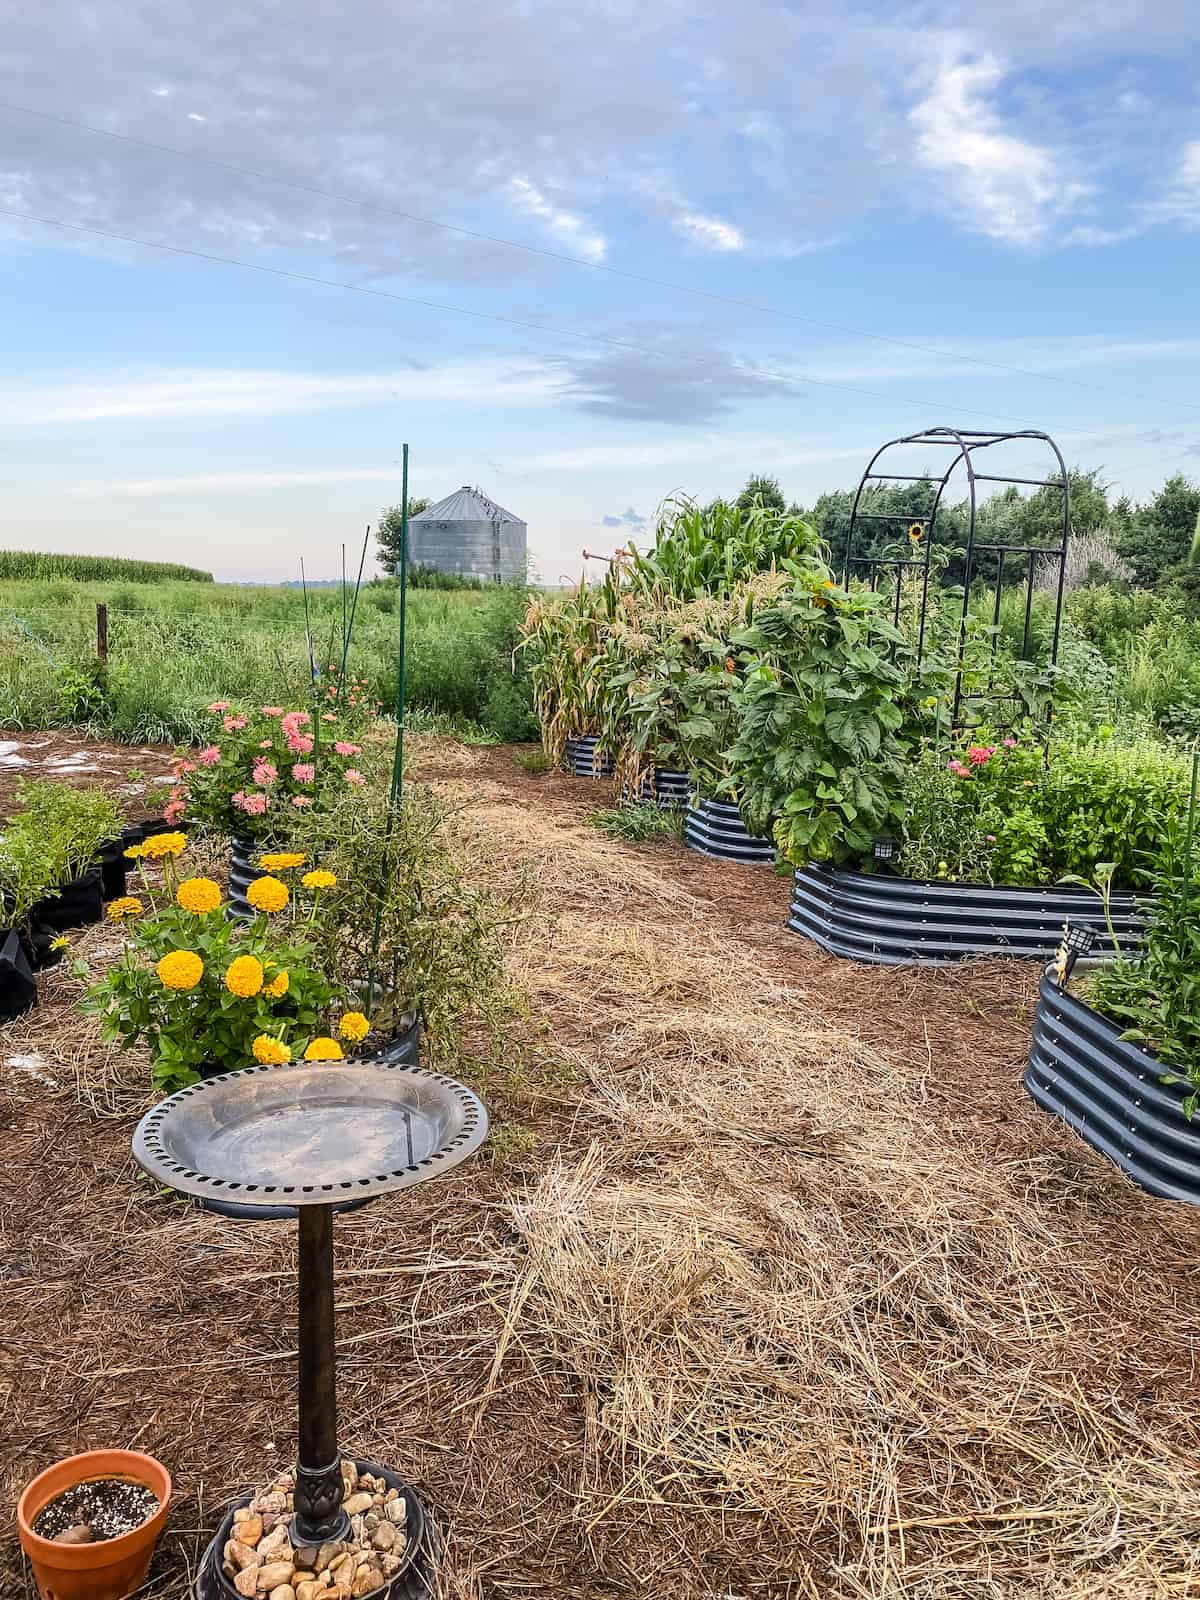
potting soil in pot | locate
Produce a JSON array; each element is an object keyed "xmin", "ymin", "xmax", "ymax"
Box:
[
  {"xmin": 222, "ymin": 1462, "xmax": 408, "ymax": 1597},
  {"xmin": 34, "ymin": 1477, "xmax": 160, "ymax": 1542}
]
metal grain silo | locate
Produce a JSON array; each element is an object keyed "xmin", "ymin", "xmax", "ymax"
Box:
[{"xmin": 408, "ymin": 486, "xmax": 527, "ymax": 583}]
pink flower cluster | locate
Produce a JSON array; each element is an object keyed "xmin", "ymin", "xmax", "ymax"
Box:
[
  {"xmin": 232, "ymin": 789, "xmax": 269, "ymax": 816},
  {"xmin": 261, "ymin": 706, "xmax": 284, "ymax": 717},
  {"xmin": 966, "ymin": 744, "xmax": 995, "ymax": 766},
  {"xmin": 291, "ymin": 762, "xmax": 315, "ymax": 783},
  {"xmin": 292, "ymin": 795, "xmax": 312, "ymax": 809},
  {"xmin": 223, "ymin": 714, "xmax": 248, "ymax": 732},
  {"xmin": 198, "ymin": 745, "xmax": 221, "ymax": 767},
  {"xmin": 253, "ymin": 759, "xmax": 278, "ymax": 787},
  {"xmin": 333, "ymin": 741, "xmax": 361, "ymax": 757},
  {"xmin": 207, "ymin": 699, "xmax": 230, "ymax": 713},
  {"xmin": 947, "ymin": 759, "xmax": 971, "ymax": 778},
  {"xmin": 344, "ymin": 769, "xmax": 366, "ymax": 786}
]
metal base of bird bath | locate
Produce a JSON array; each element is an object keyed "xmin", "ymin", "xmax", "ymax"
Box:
[{"xmin": 132, "ymin": 1059, "xmax": 487, "ymax": 1596}]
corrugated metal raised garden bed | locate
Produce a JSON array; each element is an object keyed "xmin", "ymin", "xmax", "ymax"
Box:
[
  {"xmin": 788, "ymin": 865, "xmax": 1143, "ymax": 965},
  {"xmin": 1025, "ymin": 968, "xmax": 1200, "ymax": 1206}
]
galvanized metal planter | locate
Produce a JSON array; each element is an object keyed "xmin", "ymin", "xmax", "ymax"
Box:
[
  {"xmin": 684, "ymin": 797, "xmax": 776, "ymax": 865},
  {"xmin": 563, "ymin": 736, "xmax": 614, "ymax": 779},
  {"xmin": 788, "ymin": 865, "xmax": 1143, "ymax": 965},
  {"xmin": 1025, "ymin": 969, "xmax": 1200, "ymax": 1206},
  {"xmin": 228, "ymin": 834, "xmax": 259, "ymax": 921},
  {"xmin": 621, "ymin": 768, "xmax": 690, "ymax": 810}
]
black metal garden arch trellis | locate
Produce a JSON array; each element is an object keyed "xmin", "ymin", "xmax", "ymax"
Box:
[{"xmin": 841, "ymin": 427, "xmax": 1070, "ymax": 725}]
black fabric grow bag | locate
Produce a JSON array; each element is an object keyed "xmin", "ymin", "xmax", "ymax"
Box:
[
  {"xmin": 788, "ymin": 865, "xmax": 1144, "ymax": 966},
  {"xmin": 621, "ymin": 768, "xmax": 690, "ymax": 810},
  {"xmin": 0, "ymin": 930, "xmax": 37, "ymax": 1023},
  {"xmin": 95, "ymin": 836, "xmax": 129, "ymax": 901},
  {"xmin": 684, "ymin": 797, "xmax": 776, "ymax": 865},
  {"xmin": 31, "ymin": 866, "xmax": 104, "ymax": 933},
  {"xmin": 194, "ymin": 1015, "xmax": 422, "ymax": 1220},
  {"xmin": 1025, "ymin": 968, "xmax": 1200, "ymax": 1206},
  {"xmin": 564, "ymin": 736, "xmax": 614, "ymax": 779}
]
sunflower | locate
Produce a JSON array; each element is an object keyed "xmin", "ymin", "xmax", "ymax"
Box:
[
  {"xmin": 263, "ymin": 970, "xmax": 290, "ymax": 999},
  {"xmin": 252, "ymin": 1034, "xmax": 292, "ymax": 1065},
  {"xmin": 907, "ymin": 522, "xmax": 924, "ymax": 543},
  {"xmin": 301, "ymin": 869, "xmax": 337, "ymax": 891},
  {"xmin": 106, "ymin": 895, "xmax": 144, "ymax": 922},
  {"xmin": 157, "ymin": 950, "xmax": 203, "ymax": 991},
  {"xmin": 338, "ymin": 1011, "xmax": 370, "ymax": 1043},
  {"xmin": 141, "ymin": 831, "xmax": 188, "ymax": 859},
  {"xmin": 225, "ymin": 954, "xmax": 265, "ymax": 998},
  {"xmin": 246, "ymin": 876, "xmax": 289, "ymax": 914},
  {"xmin": 303, "ymin": 1036, "xmax": 344, "ymax": 1062},
  {"xmin": 176, "ymin": 877, "xmax": 222, "ymax": 915},
  {"xmin": 258, "ymin": 851, "xmax": 307, "ymax": 872}
]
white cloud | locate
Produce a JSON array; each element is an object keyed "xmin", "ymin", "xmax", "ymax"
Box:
[
  {"xmin": 507, "ymin": 176, "xmax": 606, "ymax": 262},
  {"xmin": 64, "ymin": 467, "xmax": 410, "ymax": 498},
  {"xmin": 910, "ymin": 51, "xmax": 1091, "ymax": 245},
  {"xmin": 0, "ymin": 362, "xmax": 561, "ymax": 425},
  {"xmin": 1144, "ymin": 140, "xmax": 1200, "ymax": 228},
  {"xmin": 673, "ymin": 211, "xmax": 745, "ymax": 252}
]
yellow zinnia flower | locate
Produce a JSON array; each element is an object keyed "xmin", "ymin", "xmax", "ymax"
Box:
[
  {"xmin": 338, "ymin": 1011, "xmax": 370, "ymax": 1043},
  {"xmin": 124, "ymin": 842, "xmax": 145, "ymax": 861},
  {"xmin": 303, "ymin": 1036, "xmax": 344, "ymax": 1062},
  {"xmin": 246, "ymin": 875, "xmax": 289, "ymax": 914},
  {"xmin": 157, "ymin": 950, "xmax": 203, "ymax": 991},
  {"xmin": 225, "ymin": 954, "xmax": 265, "ymax": 998},
  {"xmin": 106, "ymin": 895, "xmax": 143, "ymax": 921},
  {"xmin": 263, "ymin": 970, "xmax": 290, "ymax": 999},
  {"xmin": 141, "ymin": 831, "xmax": 188, "ymax": 859},
  {"xmin": 301, "ymin": 869, "xmax": 337, "ymax": 891},
  {"xmin": 252, "ymin": 1034, "xmax": 292, "ymax": 1065},
  {"xmin": 176, "ymin": 876, "xmax": 222, "ymax": 915},
  {"xmin": 258, "ymin": 851, "xmax": 307, "ymax": 871}
]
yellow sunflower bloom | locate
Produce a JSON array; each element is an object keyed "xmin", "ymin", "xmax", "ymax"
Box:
[
  {"xmin": 338, "ymin": 1011, "xmax": 370, "ymax": 1043},
  {"xmin": 106, "ymin": 895, "xmax": 144, "ymax": 921},
  {"xmin": 301, "ymin": 869, "xmax": 337, "ymax": 891},
  {"xmin": 176, "ymin": 876, "xmax": 222, "ymax": 915},
  {"xmin": 246, "ymin": 876, "xmax": 289, "ymax": 914},
  {"xmin": 225, "ymin": 954, "xmax": 265, "ymax": 998},
  {"xmin": 252, "ymin": 1034, "xmax": 292, "ymax": 1065},
  {"xmin": 258, "ymin": 851, "xmax": 307, "ymax": 872},
  {"xmin": 141, "ymin": 831, "xmax": 188, "ymax": 859},
  {"xmin": 263, "ymin": 970, "xmax": 290, "ymax": 999},
  {"xmin": 157, "ymin": 950, "xmax": 203, "ymax": 991},
  {"xmin": 303, "ymin": 1036, "xmax": 344, "ymax": 1062}
]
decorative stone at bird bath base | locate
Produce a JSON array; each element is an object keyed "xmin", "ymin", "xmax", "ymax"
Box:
[{"xmin": 131, "ymin": 1059, "xmax": 488, "ymax": 1600}]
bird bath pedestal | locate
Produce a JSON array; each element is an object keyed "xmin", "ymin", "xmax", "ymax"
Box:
[{"xmin": 131, "ymin": 1059, "xmax": 487, "ymax": 1597}]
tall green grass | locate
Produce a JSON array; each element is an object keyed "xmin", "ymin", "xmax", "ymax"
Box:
[
  {"xmin": 0, "ymin": 578, "xmax": 536, "ymax": 744},
  {"xmin": 0, "ymin": 551, "xmax": 213, "ymax": 582}
]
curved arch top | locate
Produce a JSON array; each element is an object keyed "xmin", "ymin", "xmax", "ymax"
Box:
[{"xmin": 842, "ymin": 425, "xmax": 1071, "ymax": 725}]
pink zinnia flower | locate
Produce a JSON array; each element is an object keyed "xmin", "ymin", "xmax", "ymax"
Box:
[
  {"xmin": 258, "ymin": 739, "xmax": 272, "ymax": 749},
  {"xmin": 232, "ymin": 790, "xmax": 269, "ymax": 816},
  {"xmin": 253, "ymin": 760, "xmax": 278, "ymax": 787},
  {"xmin": 292, "ymin": 762, "xmax": 315, "ymax": 783},
  {"xmin": 292, "ymin": 795, "xmax": 313, "ymax": 809},
  {"xmin": 280, "ymin": 710, "xmax": 311, "ymax": 736},
  {"xmin": 286, "ymin": 733, "xmax": 315, "ymax": 755},
  {"xmin": 198, "ymin": 745, "xmax": 221, "ymax": 767},
  {"xmin": 164, "ymin": 799, "xmax": 186, "ymax": 823},
  {"xmin": 948, "ymin": 759, "xmax": 971, "ymax": 778},
  {"xmin": 223, "ymin": 714, "xmax": 248, "ymax": 732},
  {"xmin": 344, "ymin": 768, "xmax": 366, "ymax": 786},
  {"xmin": 175, "ymin": 759, "xmax": 196, "ymax": 775},
  {"xmin": 207, "ymin": 699, "xmax": 230, "ymax": 713},
  {"xmin": 333, "ymin": 741, "xmax": 361, "ymax": 756},
  {"xmin": 1002, "ymin": 736, "xmax": 1017, "ymax": 748},
  {"xmin": 322, "ymin": 712, "xmax": 337, "ymax": 722},
  {"xmin": 261, "ymin": 706, "xmax": 284, "ymax": 717},
  {"xmin": 966, "ymin": 745, "xmax": 995, "ymax": 766}
]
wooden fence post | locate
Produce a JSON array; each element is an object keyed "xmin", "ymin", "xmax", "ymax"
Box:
[{"xmin": 96, "ymin": 602, "xmax": 108, "ymax": 663}]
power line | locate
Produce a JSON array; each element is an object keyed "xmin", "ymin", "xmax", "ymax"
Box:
[
  {"xmin": 0, "ymin": 202, "xmax": 1073, "ymax": 431},
  {"xmin": 4, "ymin": 96, "xmax": 1199, "ymax": 419}
]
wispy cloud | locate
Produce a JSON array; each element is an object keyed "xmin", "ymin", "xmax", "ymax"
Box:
[
  {"xmin": 673, "ymin": 211, "xmax": 745, "ymax": 252},
  {"xmin": 1144, "ymin": 140, "xmax": 1200, "ymax": 228},
  {"xmin": 0, "ymin": 362, "xmax": 560, "ymax": 425},
  {"xmin": 64, "ymin": 467, "xmax": 410, "ymax": 497},
  {"xmin": 600, "ymin": 506, "xmax": 646, "ymax": 528},
  {"xmin": 910, "ymin": 51, "xmax": 1090, "ymax": 245},
  {"xmin": 508, "ymin": 176, "xmax": 606, "ymax": 262}
]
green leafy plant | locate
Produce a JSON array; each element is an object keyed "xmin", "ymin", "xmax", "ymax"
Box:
[
  {"xmin": 588, "ymin": 805, "xmax": 682, "ymax": 843},
  {"xmin": 0, "ymin": 780, "xmax": 123, "ymax": 930}
]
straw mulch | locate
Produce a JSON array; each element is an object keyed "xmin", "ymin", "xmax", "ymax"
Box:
[{"xmin": 2, "ymin": 738, "xmax": 1199, "ymax": 1599}]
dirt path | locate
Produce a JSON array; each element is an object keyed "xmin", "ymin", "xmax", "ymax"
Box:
[
  {"xmin": 0, "ymin": 728, "xmax": 175, "ymax": 818},
  {"xmin": 1, "ymin": 737, "xmax": 1198, "ymax": 1600}
]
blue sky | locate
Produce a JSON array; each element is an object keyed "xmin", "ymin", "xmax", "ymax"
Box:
[{"xmin": 1, "ymin": 0, "xmax": 1198, "ymax": 581}]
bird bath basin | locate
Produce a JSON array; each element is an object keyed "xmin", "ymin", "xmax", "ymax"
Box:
[{"xmin": 131, "ymin": 1059, "xmax": 488, "ymax": 1596}]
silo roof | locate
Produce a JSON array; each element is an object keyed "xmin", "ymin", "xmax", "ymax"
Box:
[{"xmin": 412, "ymin": 485, "xmax": 524, "ymax": 524}]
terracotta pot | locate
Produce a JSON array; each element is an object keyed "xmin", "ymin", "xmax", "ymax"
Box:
[{"xmin": 17, "ymin": 1449, "xmax": 171, "ymax": 1600}]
